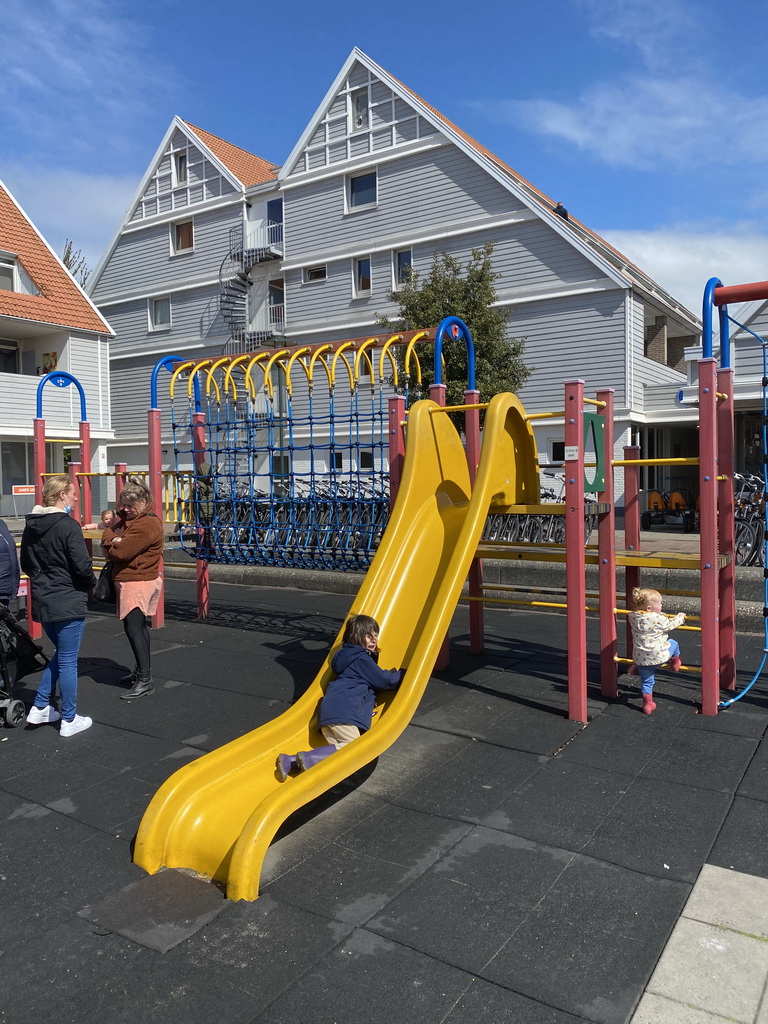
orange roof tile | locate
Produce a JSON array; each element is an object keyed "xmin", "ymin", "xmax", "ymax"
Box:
[
  {"xmin": 0, "ymin": 183, "xmax": 112, "ymax": 334},
  {"xmin": 183, "ymin": 122, "xmax": 279, "ymax": 187}
]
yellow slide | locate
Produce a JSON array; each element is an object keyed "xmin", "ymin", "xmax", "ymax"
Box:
[{"xmin": 134, "ymin": 392, "xmax": 538, "ymax": 901}]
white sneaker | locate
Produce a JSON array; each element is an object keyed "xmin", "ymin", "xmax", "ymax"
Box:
[
  {"xmin": 27, "ymin": 705, "xmax": 61, "ymax": 725},
  {"xmin": 60, "ymin": 715, "xmax": 93, "ymax": 738}
]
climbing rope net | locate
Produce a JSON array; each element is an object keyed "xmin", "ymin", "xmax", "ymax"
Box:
[{"xmin": 169, "ymin": 331, "xmax": 435, "ymax": 570}]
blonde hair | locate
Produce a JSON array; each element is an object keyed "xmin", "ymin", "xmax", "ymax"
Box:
[
  {"xmin": 41, "ymin": 474, "xmax": 73, "ymax": 507},
  {"xmin": 117, "ymin": 477, "xmax": 153, "ymax": 509},
  {"xmin": 631, "ymin": 587, "xmax": 660, "ymax": 611}
]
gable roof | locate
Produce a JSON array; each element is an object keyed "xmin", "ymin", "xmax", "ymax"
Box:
[
  {"xmin": 0, "ymin": 182, "xmax": 113, "ymax": 335},
  {"xmin": 283, "ymin": 48, "xmax": 700, "ymax": 333},
  {"xmin": 182, "ymin": 121, "xmax": 279, "ymax": 187}
]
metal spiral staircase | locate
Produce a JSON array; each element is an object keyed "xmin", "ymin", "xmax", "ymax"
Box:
[{"xmin": 219, "ymin": 222, "xmax": 284, "ymax": 354}]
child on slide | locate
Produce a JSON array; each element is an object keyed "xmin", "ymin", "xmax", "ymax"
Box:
[{"xmin": 276, "ymin": 614, "xmax": 404, "ymax": 781}]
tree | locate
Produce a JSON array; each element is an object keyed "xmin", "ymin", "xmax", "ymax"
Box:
[
  {"xmin": 376, "ymin": 242, "xmax": 532, "ymax": 413},
  {"xmin": 62, "ymin": 239, "xmax": 91, "ymax": 288}
]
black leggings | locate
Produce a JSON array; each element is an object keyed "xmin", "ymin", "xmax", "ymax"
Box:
[{"xmin": 123, "ymin": 607, "xmax": 151, "ymax": 675}]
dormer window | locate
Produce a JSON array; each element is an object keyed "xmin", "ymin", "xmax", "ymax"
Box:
[{"xmin": 0, "ymin": 253, "xmax": 39, "ymax": 295}]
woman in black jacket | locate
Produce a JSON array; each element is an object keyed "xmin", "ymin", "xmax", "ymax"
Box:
[{"xmin": 20, "ymin": 475, "xmax": 97, "ymax": 737}]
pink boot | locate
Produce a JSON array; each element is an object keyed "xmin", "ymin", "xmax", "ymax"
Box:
[
  {"xmin": 642, "ymin": 693, "xmax": 656, "ymax": 715},
  {"xmin": 669, "ymin": 656, "xmax": 681, "ymax": 672}
]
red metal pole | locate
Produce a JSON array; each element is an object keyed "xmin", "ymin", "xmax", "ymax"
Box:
[
  {"xmin": 67, "ymin": 462, "xmax": 82, "ymax": 524},
  {"xmin": 717, "ymin": 367, "xmax": 736, "ymax": 692},
  {"xmin": 714, "ymin": 281, "xmax": 768, "ymax": 305},
  {"xmin": 115, "ymin": 462, "xmax": 128, "ymax": 497},
  {"xmin": 597, "ymin": 389, "xmax": 617, "ymax": 697},
  {"xmin": 387, "ymin": 396, "xmax": 407, "ymax": 512},
  {"xmin": 464, "ymin": 388, "xmax": 484, "ymax": 655},
  {"xmin": 78, "ymin": 420, "xmax": 92, "ymax": 527},
  {"xmin": 565, "ymin": 379, "xmax": 587, "ymax": 723},
  {"xmin": 33, "ymin": 418, "xmax": 46, "ymax": 505},
  {"xmin": 623, "ymin": 445, "xmax": 641, "ymax": 660},
  {"xmin": 148, "ymin": 408, "xmax": 165, "ymax": 629},
  {"xmin": 192, "ymin": 411, "xmax": 209, "ymax": 620},
  {"xmin": 699, "ymin": 359, "xmax": 720, "ymax": 715}
]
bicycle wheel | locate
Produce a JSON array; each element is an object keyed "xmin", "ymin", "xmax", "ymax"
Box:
[
  {"xmin": 550, "ymin": 516, "xmax": 566, "ymax": 545},
  {"xmin": 521, "ymin": 515, "xmax": 543, "ymax": 543},
  {"xmin": 735, "ymin": 518, "xmax": 758, "ymax": 567},
  {"xmin": 747, "ymin": 518, "xmax": 765, "ymax": 567}
]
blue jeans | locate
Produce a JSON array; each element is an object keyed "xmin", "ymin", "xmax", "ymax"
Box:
[
  {"xmin": 637, "ymin": 639, "xmax": 680, "ymax": 695},
  {"xmin": 34, "ymin": 618, "xmax": 86, "ymax": 722}
]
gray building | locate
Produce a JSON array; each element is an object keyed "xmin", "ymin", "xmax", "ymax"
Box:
[{"xmin": 89, "ymin": 48, "xmax": 704, "ymax": 502}]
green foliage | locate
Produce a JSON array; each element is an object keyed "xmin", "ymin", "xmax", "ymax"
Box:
[{"xmin": 376, "ymin": 243, "xmax": 532, "ymax": 414}]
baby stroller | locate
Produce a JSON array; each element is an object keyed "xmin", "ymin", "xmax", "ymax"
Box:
[{"xmin": 0, "ymin": 604, "xmax": 49, "ymax": 728}]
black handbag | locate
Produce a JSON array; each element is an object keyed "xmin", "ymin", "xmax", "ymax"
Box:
[{"xmin": 93, "ymin": 561, "xmax": 116, "ymax": 603}]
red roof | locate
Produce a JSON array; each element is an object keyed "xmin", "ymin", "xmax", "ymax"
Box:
[
  {"xmin": 183, "ymin": 122, "xmax": 279, "ymax": 187},
  {"xmin": 0, "ymin": 183, "xmax": 112, "ymax": 334}
]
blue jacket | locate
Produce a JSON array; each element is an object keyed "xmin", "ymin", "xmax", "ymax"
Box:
[
  {"xmin": 319, "ymin": 643, "xmax": 403, "ymax": 733},
  {"xmin": 0, "ymin": 520, "xmax": 20, "ymax": 602}
]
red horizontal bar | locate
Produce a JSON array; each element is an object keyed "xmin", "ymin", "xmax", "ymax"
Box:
[{"xmin": 713, "ymin": 280, "xmax": 768, "ymax": 305}]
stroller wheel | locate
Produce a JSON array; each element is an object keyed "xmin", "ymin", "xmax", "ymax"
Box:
[{"xmin": 4, "ymin": 699, "xmax": 25, "ymax": 728}]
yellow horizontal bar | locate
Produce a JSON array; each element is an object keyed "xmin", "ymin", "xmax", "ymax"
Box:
[
  {"xmin": 614, "ymin": 607, "xmax": 700, "ymax": 623},
  {"xmin": 429, "ymin": 402, "xmax": 490, "ymax": 414},
  {"xmin": 716, "ymin": 392, "xmax": 728, "ymax": 400},
  {"xmin": 526, "ymin": 411, "xmax": 563, "ymax": 421},
  {"xmin": 613, "ymin": 458, "xmax": 699, "ymax": 467},
  {"xmin": 582, "ymin": 398, "xmax": 607, "ymax": 408},
  {"xmin": 45, "ymin": 438, "xmax": 81, "ymax": 443},
  {"xmin": 717, "ymin": 475, "xmax": 728, "ymax": 481},
  {"xmin": 615, "ymin": 656, "xmax": 700, "ymax": 673}
]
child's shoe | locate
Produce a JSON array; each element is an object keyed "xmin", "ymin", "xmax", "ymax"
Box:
[
  {"xmin": 642, "ymin": 694, "xmax": 656, "ymax": 715},
  {"xmin": 296, "ymin": 745, "xmax": 337, "ymax": 771},
  {"xmin": 275, "ymin": 754, "xmax": 297, "ymax": 782},
  {"xmin": 60, "ymin": 715, "xmax": 93, "ymax": 737},
  {"xmin": 26, "ymin": 705, "xmax": 60, "ymax": 725},
  {"xmin": 669, "ymin": 656, "xmax": 682, "ymax": 672}
]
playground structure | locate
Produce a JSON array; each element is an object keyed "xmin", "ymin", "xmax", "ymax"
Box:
[{"xmin": 132, "ymin": 300, "xmax": 750, "ymax": 900}]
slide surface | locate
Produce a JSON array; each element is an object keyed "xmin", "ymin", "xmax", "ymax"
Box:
[{"xmin": 134, "ymin": 392, "xmax": 538, "ymax": 900}]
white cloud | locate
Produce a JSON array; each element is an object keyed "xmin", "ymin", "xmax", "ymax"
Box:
[
  {"xmin": 601, "ymin": 226, "xmax": 768, "ymax": 314},
  {"xmin": 490, "ymin": 77, "xmax": 768, "ymax": 169},
  {"xmin": 2, "ymin": 165, "xmax": 137, "ymax": 272},
  {"xmin": 575, "ymin": 0, "xmax": 698, "ymax": 70},
  {"xmin": 0, "ymin": 0, "xmax": 181, "ymax": 161}
]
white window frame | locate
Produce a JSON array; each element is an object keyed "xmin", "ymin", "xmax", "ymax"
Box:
[
  {"xmin": 393, "ymin": 248, "xmax": 413, "ymax": 290},
  {"xmin": 174, "ymin": 152, "xmax": 188, "ymax": 186},
  {"xmin": 0, "ymin": 257, "xmax": 16, "ymax": 292},
  {"xmin": 170, "ymin": 219, "xmax": 194, "ymax": 255},
  {"xmin": 148, "ymin": 295, "xmax": 172, "ymax": 331},
  {"xmin": 353, "ymin": 256, "xmax": 372, "ymax": 298},
  {"xmin": 346, "ymin": 170, "xmax": 377, "ymax": 213},
  {"xmin": 303, "ymin": 265, "xmax": 327, "ymax": 284},
  {"xmin": 350, "ymin": 86, "xmax": 370, "ymax": 133}
]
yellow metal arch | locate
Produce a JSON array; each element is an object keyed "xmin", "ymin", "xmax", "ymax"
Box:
[
  {"xmin": 206, "ymin": 357, "xmax": 234, "ymax": 402},
  {"xmin": 223, "ymin": 355, "xmax": 256, "ymax": 401},
  {"xmin": 309, "ymin": 345, "xmax": 334, "ymax": 391},
  {"xmin": 169, "ymin": 360, "xmax": 196, "ymax": 401},
  {"xmin": 355, "ymin": 337, "xmax": 379, "ymax": 384},
  {"xmin": 379, "ymin": 334, "xmax": 403, "ymax": 388},
  {"xmin": 244, "ymin": 352, "xmax": 272, "ymax": 399},
  {"xmin": 285, "ymin": 347, "xmax": 312, "ymax": 397},
  {"xmin": 331, "ymin": 342, "xmax": 356, "ymax": 392},
  {"xmin": 263, "ymin": 349, "xmax": 291, "ymax": 401}
]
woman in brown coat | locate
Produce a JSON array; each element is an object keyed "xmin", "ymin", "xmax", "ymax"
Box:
[{"xmin": 102, "ymin": 478, "xmax": 164, "ymax": 700}]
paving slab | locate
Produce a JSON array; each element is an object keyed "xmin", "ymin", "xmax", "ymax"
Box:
[
  {"xmin": 708, "ymin": 796, "xmax": 768, "ymax": 879},
  {"xmin": 632, "ymin": 992, "xmax": 741, "ymax": 1023},
  {"xmin": 646, "ymin": 916, "xmax": 768, "ymax": 1022},
  {"xmin": 683, "ymin": 863, "xmax": 768, "ymax": 939},
  {"xmin": 443, "ymin": 978, "xmax": 589, "ymax": 1023}
]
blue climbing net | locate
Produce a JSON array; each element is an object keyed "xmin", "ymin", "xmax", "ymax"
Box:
[{"xmin": 169, "ymin": 334, "xmax": 434, "ymax": 570}]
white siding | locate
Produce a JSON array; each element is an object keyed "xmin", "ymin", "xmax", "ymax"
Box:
[
  {"xmin": 93, "ymin": 204, "xmax": 243, "ymax": 301},
  {"xmin": 100, "ymin": 285, "xmax": 228, "ymax": 356},
  {"xmin": 514, "ymin": 290, "xmax": 628, "ymax": 412}
]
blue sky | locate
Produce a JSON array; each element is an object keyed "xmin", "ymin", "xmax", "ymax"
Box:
[{"xmin": 2, "ymin": 0, "xmax": 768, "ymax": 313}]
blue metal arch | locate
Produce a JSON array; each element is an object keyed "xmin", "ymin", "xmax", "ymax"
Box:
[
  {"xmin": 36, "ymin": 371, "xmax": 87, "ymax": 421},
  {"xmin": 702, "ymin": 277, "xmax": 731, "ymax": 367},
  {"xmin": 151, "ymin": 354, "xmax": 201, "ymax": 411},
  {"xmin": 432, "ymin": 316, "xmax": 476, "ymax": 390}
]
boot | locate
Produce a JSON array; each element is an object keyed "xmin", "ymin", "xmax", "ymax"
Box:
[
  {"xmin": 296, "ymin": 745, "xmax": 337, "ymax": 771},
  {"xmin": 669, "ymin": 656, "xmax": 682, "ymax": 672},
  {"xmin": 275, "ymin": 754, "xmax": 298, "ymax": 782},
  {"xmin": 120, "ymin": 669, "xmax": 138, "ymax": 685},
  {"xmin": 120, "ymin": 672, "xmax": 154, "ymax": 701},
  {"xmin": 642, "ymin": 693, "xmax": 656, "ymax": 715}
]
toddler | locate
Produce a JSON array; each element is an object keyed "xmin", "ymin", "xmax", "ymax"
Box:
[
  {"xmin": 628, "ymin": 587, "xmax": 685, "ymax": 715},
  {"xmin": 276, "ymin": 614, "xmax": 404, "ymax": 781}
]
